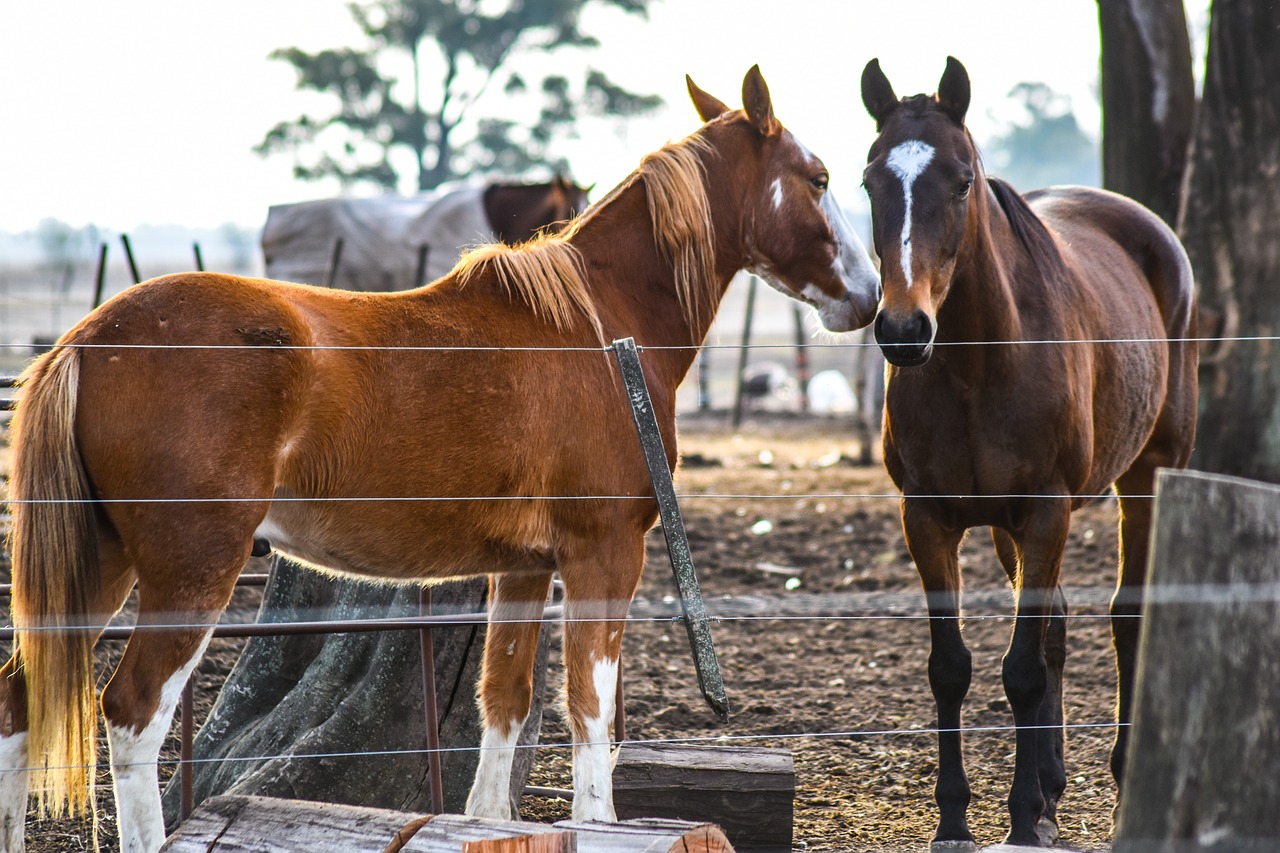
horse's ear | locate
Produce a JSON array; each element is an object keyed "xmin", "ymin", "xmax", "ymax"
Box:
[
  {"xmin": 687, "ymin": 75, "xmax": 732, "ymax": 123},
  {"xmin": 861, "ymin": 59, "xmax": 899, "ymax": 129},
  {"xmin": 741, "ymin": 65, "xmax": 779, "ymax": 136},
  {"xmin": 937, "ymin": 56, "xmax": 971, "ymax": 126}
]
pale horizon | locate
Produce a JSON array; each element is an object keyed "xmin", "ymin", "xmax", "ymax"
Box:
[{"xmin": 1, "ymin": 0, "xmax": 1209, "ymax": 235}]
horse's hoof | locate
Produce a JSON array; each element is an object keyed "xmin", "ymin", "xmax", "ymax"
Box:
[
  {"xmin": 1036, "ymin": 816, "xmax": 1060, "ymax": 846},
  {"xmin": 930, "ymin": 841, "xmax": 977, "ymax": 852}
]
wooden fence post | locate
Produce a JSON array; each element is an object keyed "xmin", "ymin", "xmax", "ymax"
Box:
[{"xmin": 1113, "ymin": 469, "xmax": 1280, "ymax": 852}]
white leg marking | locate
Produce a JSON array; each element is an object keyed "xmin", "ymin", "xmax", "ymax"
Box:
[
  {"xmin": 465, "ymin": 718, "xmax": 523, "ymax": 820},
  {"xmin": 0, "ymin": 732, "xmax": 28, "ymax": 852},
  {"xmin": 571, "ymin": 657, "xmax": 618, "ymax": 823},
  {"xmin": 108, "ymin": 631, "xmax": 211, "ymax": 853},
  {"xmin": 886, "ymin": 140, "xmax": 936, "ymax": 289}
]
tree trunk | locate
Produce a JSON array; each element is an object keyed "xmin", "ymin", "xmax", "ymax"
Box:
[
  {"xmin": 1180, "ymin": 0, "xmax": 1280, "ymax": 480},
  {"xmin": 161, "ymin": 557, "xmax": 552, "ymax": 830},
  {"xmin": 1097, "ymin": 0, "xmax": 1196, "ymax": 226}
]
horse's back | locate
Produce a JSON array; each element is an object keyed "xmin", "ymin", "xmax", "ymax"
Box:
[
  {"xmin": 1026, "ymin": 186, "xmax": 1195, "ymax": 339},
  {"xmin": 1029, "ymin": 186, "xmax": 1198, "ymax": 473}
]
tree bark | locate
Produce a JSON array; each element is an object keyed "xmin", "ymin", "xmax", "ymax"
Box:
[
  {"xmin": 161, "ymin": 557, "xmax": 551, "ymax": 830},
  {"xmin": 1097, "ymin": 0, "xmax": 1196, "ymax": 226},
  {"xmin": 1180, "ymin": 0, "xmax": 1280, "ymax": 480}
]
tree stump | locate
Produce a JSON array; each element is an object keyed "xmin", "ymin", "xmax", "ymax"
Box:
[
  {"xmin": 1113, "ymin": 469, "xmax": 1280, "ymax": 851},
  {"xmin": 161, "ymin": 556, "xmax": 551, "ymax": 829}
]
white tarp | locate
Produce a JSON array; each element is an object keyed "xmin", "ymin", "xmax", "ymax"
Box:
[{"xmin": 261, "ymin": 185, "xmax": 493, "ymax": 292}]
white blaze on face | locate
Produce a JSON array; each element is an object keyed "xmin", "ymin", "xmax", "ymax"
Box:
[
  {"xmin": 771, "ymin": 177, "xmax": 784, "ymax": 210},
  {"xmin": 571, "ymin": 656, "xmax": 618, "ymax": 822},
  {"xmin": 886, "ymin": 140, "xmax": 936, "ymax": 289}
]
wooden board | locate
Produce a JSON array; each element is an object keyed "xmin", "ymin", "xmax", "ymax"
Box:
[
  {"xmin": 612, "ymin": 743, "xmax": 793, "ymax": 851},
  {"xmin": 159, "ymin": 795, "xmax": 425, "ymax": 852},
  {"xmin": 161, "ymin": 795, "xmax": 736, "ymax": 853},
  {"xmin": 1113, "ymin": 470, "xmax": 1280, "ymax": 851}
]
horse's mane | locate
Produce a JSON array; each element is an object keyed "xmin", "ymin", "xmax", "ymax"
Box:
[
  {"xmin": 986, "ymin": 176, "xmax": 1070, "ymax": 283},
  {"xmin": 450, "ymin": 134, "xmax": 717, "ymax": 342}
]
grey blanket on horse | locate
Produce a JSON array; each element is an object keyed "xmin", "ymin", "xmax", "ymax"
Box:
[{"xmin": 261, "ymin": 185, "xmax": 493, "ymax": 292}]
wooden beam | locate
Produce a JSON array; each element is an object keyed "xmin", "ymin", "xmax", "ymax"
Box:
[{"xmin": 1113, "ymin": 469, "xmax": 1280, "ymax": 850}]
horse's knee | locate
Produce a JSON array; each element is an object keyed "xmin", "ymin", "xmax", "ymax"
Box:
[
  {"xmin": 1002, "ymin": 649, "xmax": 1047, "ymax": 711},
  {"xmin": 928, "ymin": 644, "xmax": 972, "ymax": 704}
]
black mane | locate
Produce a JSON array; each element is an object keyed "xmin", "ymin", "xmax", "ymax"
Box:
[{"xmin": 986, "ymin": 176, "xmax": 1069, "ymax": 282}]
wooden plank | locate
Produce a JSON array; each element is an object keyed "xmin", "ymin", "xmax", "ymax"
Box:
[
  {"xmin": 400, "ymin": 816, "xmax": 567, "ymax": 852},
  {"xmin": 1113, "ymin": 470, "xmax": 1280, "ymax": 852},
  {"xmin": 461, "ymin": 830, "xmax": 575, "ymax": 853},
  {"xmin": 159, "ymin": 795, "xmax": 426, "ymax": 852},
  {"xmin": 612, "ymin": 743, "xmax": 792, "ymax": 851},
  {"xmin": 164, "ymin": 797, "xmax": 734, "ymax": 853}
]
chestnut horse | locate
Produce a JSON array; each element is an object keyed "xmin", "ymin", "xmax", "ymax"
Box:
[
  {"xmin": 1, "ymin": 67, "xmax": 879, "ymax": 852},
  {"xmin": 860, "ymin": 58, "xmax": 1196, "ymax": 848}
]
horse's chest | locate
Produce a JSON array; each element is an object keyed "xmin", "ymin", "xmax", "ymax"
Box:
[{"xmin": 885, "ymin": 385, "xmax": 1066, "ymax": 499}]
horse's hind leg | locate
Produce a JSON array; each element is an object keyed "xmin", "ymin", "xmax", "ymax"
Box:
[
  {"xmin": 466, "ymin": 571, "xmax": 552, "ymax": 820},
  {"xmin": 100, "ymin": 552, "xmax": 245, "ymax": 853},
  {"xmin": 0, "ymin": 527, "xmax": 136, "ymax": 852},
  {"xmin": 558, "ymin": 534, "xmax": 645, "ymax": 823},
  {"xmin": 992, "ymin": 527, "xmax": 1067, "ymax": 844}
]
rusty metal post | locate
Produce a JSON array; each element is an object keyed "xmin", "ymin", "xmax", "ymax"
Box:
[
  {"xmin": 419, "ymin": 587, "xmax": 445, "ymax": 815},
  {"xmin": 180, "ymin": 679, "xmax": 194, "ymax": 820}
]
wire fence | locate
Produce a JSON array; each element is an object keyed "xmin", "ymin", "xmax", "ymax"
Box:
[{"xmin": 0, "ymin": 324, "xmax": 1259, "ymax": 828}]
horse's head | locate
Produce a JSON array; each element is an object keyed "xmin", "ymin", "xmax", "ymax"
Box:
[
  {"xmin": 484, "ymin": 176, "xmax": 591, "ymax": 244},
  {"xmin": 688, "ymin": 67, "xmax": 880, "ymax": 333},
  {"xmin": 861, "ymin": 56, "xmax": 980, "ymax": 366}
]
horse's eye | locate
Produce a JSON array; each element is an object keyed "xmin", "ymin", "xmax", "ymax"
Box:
[
  {"xmin": 957, "ymin": 180, "xmax": 973, "ymax": 199},
  {"xmin": 811, "ymin": 172, "xmax": 829, "ymax": 191}
]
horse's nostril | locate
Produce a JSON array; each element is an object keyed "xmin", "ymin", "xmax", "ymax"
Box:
[{"xmin": 912, "ymin": 309, "xmax": 932, "ymax": 342}]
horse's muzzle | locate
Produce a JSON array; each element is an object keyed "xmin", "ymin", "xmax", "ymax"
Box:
[{"xmin": 874, "ymin": 308, "xmax": 935, "ymax": 367}]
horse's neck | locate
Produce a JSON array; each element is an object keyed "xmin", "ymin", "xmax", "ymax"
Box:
[
  {"xmin": 941, "ymin": 190, "xmax": 1032, "ymax": 362},
  {"xmin": 572, "ymin": 180, "xmax": 736, "ymax": 388}
]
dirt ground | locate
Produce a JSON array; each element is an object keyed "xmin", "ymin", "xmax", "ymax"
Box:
[{"xmin": 19, "ymin": 414, "xmax": 1122, "ymax": 852}]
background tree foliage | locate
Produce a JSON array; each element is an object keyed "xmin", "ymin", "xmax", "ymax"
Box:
[
  {"xmin": 256, "ymin": 0, "xmax": 662, "ymax": 192},
  {"xmin": 982, "ymin": 82, "xmax": 1101, "ymax": 191}
]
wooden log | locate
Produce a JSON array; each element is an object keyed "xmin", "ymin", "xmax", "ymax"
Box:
[
  {"xmin": 1113, "ymin": 469, "xmax": 1280, "ymax": 852},
  {"xmin": 161, "ymin": 795, "xmax": 735, "ymax": 853},
  {"xmin": 611, "ymin": 743, "xmax": 793, "ymax": 851},
  {"xmin": 159, "ymin": 794, "xmax": 424, "ymax": 852}
]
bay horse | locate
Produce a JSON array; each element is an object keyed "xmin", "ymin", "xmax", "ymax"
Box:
[
  {"xmin": 483, "ymin": 175, "xmax": 590, "ymax": 245},
  {"xmin": 859, "ymin": 57, "xmax": 1197, "ymax": 848},
  {"xmin": 1, "ymin": 66, "xmax": 880, "ymax": 852}
]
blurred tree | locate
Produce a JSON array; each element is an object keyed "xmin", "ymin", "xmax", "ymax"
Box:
[
  {"xmin": 1097, "ymin": 0, "xmax": 1195, "ymax": 226},
  {"xmin": 256, "ymin": 0, "xmax": 662, "ymax": 192},
  {"xmin": 982, "ymin": 82, "xmax": 1101, "ymax": 191},
  {"xmin": 35, "ymin": 218, "xmax": 97, "ymax": 295},
  {"xmin": 1178, "ymin": 0, "xmax": 1280, "ymax": 480}
]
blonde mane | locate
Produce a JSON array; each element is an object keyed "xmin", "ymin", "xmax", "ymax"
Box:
[{"xmin": 450, "ymin": 133, "xmax": 718, "ymax": 340}]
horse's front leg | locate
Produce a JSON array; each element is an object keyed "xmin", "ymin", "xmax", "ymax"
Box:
[
  {"xmin": 902, "ymin": 500, "xmax": 972, "ymax": 850},
  {"xmin": 1003, "ymin": 500, "xmax": 1071, "ymax": 847},
  {"xmin": 557, "ymin": 533, "xmax": 645, "ymax": 823},
  {"xmin": 993, "ymin": 528, "xmax": 1067, "ymax": 843},
  {"xmin": 466, "ymin": 571, "xmax": 552, "ymax": 820}
]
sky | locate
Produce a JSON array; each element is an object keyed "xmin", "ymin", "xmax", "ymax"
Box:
[{"xmin": 0, "ymin": 0, "xmax": 1210, "ymax": 235}]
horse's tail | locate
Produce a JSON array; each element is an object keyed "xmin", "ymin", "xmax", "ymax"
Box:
[{"xmin": 7, "ymin": 345, "xmax": 101, "ymax": 818}]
